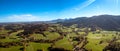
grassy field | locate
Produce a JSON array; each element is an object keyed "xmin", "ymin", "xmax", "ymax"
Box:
[
  {"xmin": 53, "ymin": 37, "xmax": 73, "ymax": 50},
  {"xmin": 29, "ymin": 34, "xmax": 46, "ymax": 40},
  {"xmin": 0, "ymin": 29, "xmax": 119, "ymax": 51},
  {"xmin": 26, "ymin": 42, "xmax": 51, "ymax": 51},
  {"xmin": 9, "ymin": 30, "xmax": 24, "ymax": 38},
  {"xmin": 29, "ymin": 32, "xmax": 60, "ymax": 40},
  {"xmin": 0, "ymin": 46, "xmax": 22, "ymax": 51},
  {"xmin": 116, "ymin": 40, "xmax": 120, "ymax": 42},
  {"xmin": 46, "ymin": 32, "xmax": 60, "ymax": 40},
  {"xmin": 0, "ymin": 37, "xmax": 20, "ymax": 43},
  {"xmin": 84, "ymin": 31, "xmax": 117, "ymax": 51},
  {"xmin": 0, "ymin": 30, "xmax": 11, "ymax": 34},
  {"xmin": 0, "ymin": 30, "xmax": 23, "ymax": 43},
  {"xmin": 67, "ymin": 32, "xmax": 77, "ymax": 37}
]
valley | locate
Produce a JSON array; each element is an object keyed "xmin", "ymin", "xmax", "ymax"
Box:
[{"xmin": 0, "ymin": 23, "xmax": 120, "ymax": 51}]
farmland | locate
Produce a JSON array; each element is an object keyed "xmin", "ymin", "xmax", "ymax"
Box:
[{"xmin": 0, "ymin": 23, "xmax": 120, "ymax": 51}]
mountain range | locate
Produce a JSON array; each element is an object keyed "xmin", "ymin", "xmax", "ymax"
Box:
[
  {"xmin": 0, "ymin": 15, "xmax": 120, "ymax": 31},
  {"xmin": 55, "ymin": 15, "xmax": 120, "ymax": 31}
]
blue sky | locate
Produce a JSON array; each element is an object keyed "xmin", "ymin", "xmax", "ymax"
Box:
[{"xmin": 0, "ymin": 0, "xmax": 120, "ymax": 22}]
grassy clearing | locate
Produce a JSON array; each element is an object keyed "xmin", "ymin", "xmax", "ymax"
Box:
[
  {"xmin": 26, "ymin": 42, "xmax": 51, "ymax": 51},
  {"xmin": 84, "ymin": 31, "xmax": 117, "ymax": 51},
  {"xmin": 61, "ymin": 28, "xmax": 72, "ymax": 32},
  {"xmin": 0, "ymin": 37, "xmax": 20, "ymax": 43},
  {"xmin": 0, "ymin": 30, "xmax": 11, "ymax": 34},
  {"xmin": 67, "ymin": 32, "xmax": 77, "ymax": 37},
  {"xmin": 44, "ymin": 31, "xmax": 51, "ymax": 35},
  {"xmin": 53, "ymin": 37, "xmax": 73, "ymax": 50},
  {"xmin": 46, "ymin": 32, "xmax": 60, "ymax": 40},
  {"xmin": 29, "ymin": 34, "xmax": 45, "ymax": 40},
  {"xmin": 78, "ymin": 32, "xmax": 85, "ymax": 35},
  {"xmin": 116, "ymin": 40, "xmax": 120, "ymax": 42},
  {"xmin": 84, "ymin": 38, "xmax": 108, "ymax": 51},
  {"xmin": 72, "ymin": 41, "xmax": 78, "ymax": 45},
  {"xmin": 0, "ymin": 30, "xmax": 23, "ymax": 43},
  {"xmin": 29, "ymin": 32, "xmax": 61, "ymax": 40},
  {"xmin": 0, "ymin": 46, "xmax": 22, "ymax": 51},
  {"xmin": 9, "ymin": 30, "xmax": 24, "ymax": 38}
]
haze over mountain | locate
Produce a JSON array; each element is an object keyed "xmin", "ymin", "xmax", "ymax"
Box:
[{"xmin": 56, "ymin": 15, "xmax": 120, "ymax": 31}]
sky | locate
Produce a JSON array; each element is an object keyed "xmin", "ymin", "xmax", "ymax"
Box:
[{"xmin": 0, "ymin": 0, "xmax": 120, "ymax": 22}]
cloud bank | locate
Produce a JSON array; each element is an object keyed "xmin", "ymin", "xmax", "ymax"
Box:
[{"xmin": 0, "ymin": 14, "xmax": 41, "ymax": 22}]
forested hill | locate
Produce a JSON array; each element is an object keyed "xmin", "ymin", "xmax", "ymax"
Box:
[{"xmin": 56, "ymin": 15, "xmax": 120, "ymax": 31}]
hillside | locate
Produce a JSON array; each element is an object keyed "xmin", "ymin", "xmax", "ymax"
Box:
[{"xmin": 57, "ymin": 15, "xmax": 120, "ymax": 31}]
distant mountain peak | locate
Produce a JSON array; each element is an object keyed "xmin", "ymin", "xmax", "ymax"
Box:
[{"xmin": 57, "ymin": 15, "xmax": 120, "ymax": 31}]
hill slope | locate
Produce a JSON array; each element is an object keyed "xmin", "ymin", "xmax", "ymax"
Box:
[{"xmin": 57, "ymin": 15, "xmax": 120, "ymax": 31}]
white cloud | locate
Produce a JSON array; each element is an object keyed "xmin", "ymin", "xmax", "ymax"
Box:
[
  {"xmin": 59, "ymin": 0, "xmax": 96, "ymax": 19},
  {"xmin": 72, "ymin": 0, "xmax": 95, "ymax": 11},
  {"xmin": 0, "ymin": 14, "xmax": 42, "ymax": 22}
]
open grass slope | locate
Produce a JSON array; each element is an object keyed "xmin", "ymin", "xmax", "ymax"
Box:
[
  {"xmin": 29, "ymin": 34, "xmax": 45, "ymax": 40},
  {"xmin": 0, "ymin": 30, "xmax": 11, "ymax": 34},
  {"xmin": 0, "ymin": 30, "xmax": 23, "ymax": 43},
  {"xmin": 84, "ymin": 31, "xmax": 118, "ymax": 51},
  {"xmin": 46, "ymin": 32, "xmax": 60, "ymax": 40},
  {"xmin": 26, "ymin": 42, "xmax": 51, "ymax": 51},
  {"xmin": 0, "ymin": 46, "xmax": 22, "ymax": 51},
  {"xmin": 53, "ymin": 37, "xmax": 73, "ymax": 50}
]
